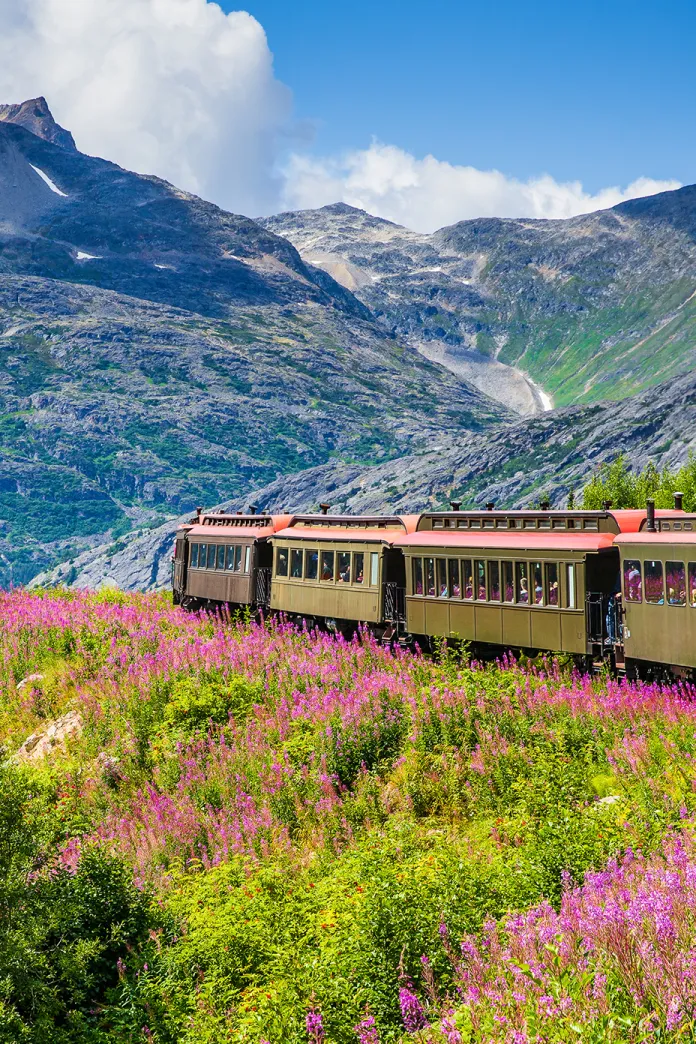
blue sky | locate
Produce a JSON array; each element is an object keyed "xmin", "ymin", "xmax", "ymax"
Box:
[
  {"xmin": 2, "ymin": 0, "xmax": 691, "ymax": 229},
  {"xmin": 227, "ymin": 0, "xmax": 695, "ymax": 192}
]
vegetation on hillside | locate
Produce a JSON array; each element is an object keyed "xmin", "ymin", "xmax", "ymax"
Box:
[
  {"xmin": 582, "ymin": 453, "xmax": 696, "ymax": 510},
  {"xmin": 0, "ymin": 590, "xmax": 695, "ymax": 1041}
]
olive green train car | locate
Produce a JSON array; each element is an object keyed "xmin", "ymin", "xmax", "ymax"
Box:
[
  {"xmin": 395, "ymin": 509, "xmax": 629, "ymax": 654},
  {"xmin": 270, "ymin": 515, "xmax": 418, "ymax": 628},
  {"xmin": 618, "ymin": 514, "xmax": 696, "ymax": 673}
]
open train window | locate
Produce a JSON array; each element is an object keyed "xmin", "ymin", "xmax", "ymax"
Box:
[
  {"xmin": 666, "ymin": 561, "xmax": 686, "ymax": 605},
  {"xmin": 475, "ymin": 560, "xmax": 486, "ymax": 600},
  {"xmin": 290, "ymin": 549, "xmax": 303, "ymax": 578},
  {"xmin": 207, "ymin": 545, "xmax": 217, "ymax": 569},
  {"xmin": 462, "ymin": 560, "xmax": 473, "ymax": 599},
  {"xmin": 305, "ymin": 549, "xmax": 318, "ymax": 580},
  {"xmin": 623, "ymin": 560, "xmax": 642, "ymax": 602},
  {"xmin": 321, "ymin": 551, "xmax": 334, "ymax": 581},
  {"xmin": 502, "ymin": 561, "xmax": 514, "ymax": 602},
  {"xmin": 413, "ymin": 558, "xmax": 423, "ymax": 595},
  {"xmin": 689, "ymin": 563, "xmax": 696, "ymax": 607},
  {"xmin": 337, "ymin": 552, "xmax": 351, "ymax": 583},
  {"xmin": 566, "ymin": 564, "xmax": 576, "ymax": 608},
  {"xmin": 216, "ymin": 545, "xmax": 226, "ymax": 570},
  {"xmin": 532, "ymin": 562, "xmax": 543, "ymax": 605},
  {"xmin": 644, "ymin": 560, "xmax": 664, "ymax": 604},
  {"xmin": 545, "ymin": 562, "xmax": 559, "ymax": 606},
  {"xmin": 353, "ymin": 552, "xmax": 364, "ymax": 584},
  {"xmin": 448, "ymin": 559, "xmax": 460, "ymax": 598},
  {"xmin": 437, "ymin": 558, "xmax": 448, "ymax": 597},
  {"xmin": 234, "ymin": 545, "xmax": 243, "ymax": 572},
  {"xmin": 425, "ymin": 557, "xmax": 435, "ymax": 596},
  {"xmin": 276, "ymin": 548, "xmax": 288, "ymax": 577},
  {"xmin": 488, "ymin": 561, "xmax": 500, "ymax": 601},
  {"xmin": 198, "ymin": 543, "xmax": 207, "ymax": 569},
  {"xmin": 190, "ymin": 544, "xmax": 199, "ymax": 568},
  {"xmin": 225, "ymin": 545, "xmax": 235, "ymax": 570},
  {"xmin": 516, "ymin": 562, "xmax": 529, "ymax": 603}
]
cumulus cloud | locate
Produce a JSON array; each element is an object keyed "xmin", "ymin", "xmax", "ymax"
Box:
[
  {"xmin": 0, "ymin": 1, "xmax": 681, "ymax": 228},
  {"xmin": 0, "ymin": 0, "xmax": 292, "ymax": 215},
  {"xmin": 281, "ymin": 142, "xmax": 681, "ymax": 232}
]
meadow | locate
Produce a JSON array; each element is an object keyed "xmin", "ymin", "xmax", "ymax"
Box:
[{"xmin": 1, "ymin": 589, "xmax": 696, "ymax": 1042}]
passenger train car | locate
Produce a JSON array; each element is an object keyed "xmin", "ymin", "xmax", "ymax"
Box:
[{"xmin": 171, "ymin": 497, "xmax": 696, "ymax": 677}]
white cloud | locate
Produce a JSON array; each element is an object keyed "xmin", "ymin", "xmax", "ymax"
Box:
[
  {"xmin": 0, "ymin": 2, "xmax": 681, "ymax": 229},
  {"xmin": 0, "ymin": 0, "xmax": 292, "ymax": 215},
  {"xmin": 281, "ymin": 142, "xmax": 681, "ymax": 232}
]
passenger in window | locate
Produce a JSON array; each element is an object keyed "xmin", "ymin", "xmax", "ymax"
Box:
[
  {"xmin": 321, "ymin": 551, "xmax": 334, "ymax": 581},
  {"xmin": 690, "ymin": 564, "xmax": 696, "ymax": 606},
  {"xmin": 624, "ymin": 561, "xmax": 642, "ymax": 602},
  {"xmin": 666, "ymin": 562, "xmax": 686, "ymax": 605},
  {"xmin": 518, "ymin": 578, "xmax": 529, "ymax": 603},
  {"xmin": 338, "ymin": 552, "xmax": 351, "ymax": 583}
]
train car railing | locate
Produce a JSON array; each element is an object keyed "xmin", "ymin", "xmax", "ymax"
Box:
[
  {"xmin": 384, "ymin": 583, "xmax": 406, "ymax": 625},
  {"xmin": 255, "ymin": 567, "xmax": 272, "ymax": 608},
  {"xmin": 586, "ymin": 592, "xmax": 623, "ymax": 647}
]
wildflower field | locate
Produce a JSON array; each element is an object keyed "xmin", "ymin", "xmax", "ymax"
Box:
[{"xmin": 2, "ymin": 590, "xmax": 696, "ymax": 1043}]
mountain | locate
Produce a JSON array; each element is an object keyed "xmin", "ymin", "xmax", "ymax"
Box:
[
  {"xmin": 0, "ymin": 96, "xmax": 77, "ymax": 151},
  {"xmin": 0, "ymin": 101, "xmax": 506, "ymax": 587},
  {"xmin": 41, "ymin": 362, "xmax": 696, "ymax": 591},
  {"xmin": 262, "ymin": 194, "xmax": 696, "ymax": 412}
]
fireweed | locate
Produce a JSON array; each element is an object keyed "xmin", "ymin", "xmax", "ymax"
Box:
[{"xmin": 3, "ymin": 590, "xmax": 696, "ymax": 1041}]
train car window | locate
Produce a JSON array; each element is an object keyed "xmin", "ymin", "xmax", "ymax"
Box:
[
  {"xmin": 370, "ymin": 552, "xmax": 379, "ymax": 587},
  {"xmin": 244, "ymin": 546, "xmax": 251, "ymax": 573},
  {"xmin": 198, "ymin": 543, "xmax": 207, "ymax": 569},
  {"xmin": 623, "ymin": 560, "xmax": 642, "ymax": 602},
  {"xmin": 566, "ymin": 564, "xmax": 576, "ymax": 609},
  {"xmin": 225, "ymin": 545, "xmax": 235, "ymax": 570},
  {"xmin": 538, "ymin": 518, "xmax": 551, "ymax": 529},
  {"xmin": 276, "ymin": 548, "xmax": 288, "ymax": 577},
  {"xmin": 545, "ymin": 562, "xmax": 559, "ymax": 606},
  {"xmin": 666, "ymin": 562, "xmax": 686, "ymax": 606},
  {"xmin": 516, "ymin": 562, "xmax": 529, "ymax": 603},
  {"xmin": 216, "ymin": 545, "xmax": 226, "ymax": 570},
  {"xmin": 437, "ymin": 558, "xmax": 448, "ymax": 597},
  {"xmin": 457, "ymin": 519, "xmax": 469, "ymax": 528},
  {"xmin": 644, "ymin": 560, "xmax": 664, "ymax": 604},
  {"xmin": 305, "ymin": 549, "xmax": 319, "ymax": 580},
  {"xmin": 321, "ymin": 551, "xmax": 335, "ymax": 581},
  {"xmin": 337, "ymin": 552, "xmax": 351, "ymax": 583},
  {"xmin": 234, "ymin": 545, "xmax": 243, "ymax": 572},
  {"xmin": 502, "ymin": 561, "xmax": 514, "ymax": 602},
  {"xmin": 689, "ymin": 563, "xmax": 696, "ymax": 607},
  {"xmin": 533, "ymin": 562, "xmax": 543, "ymax": 605},
  {"xmin": 353, "ymin": 552, "xmax": 364, "ymax": 584},
  {"xmin": 463, "ymin": 560, "xmax": 473, "ymax": 599},
  {"xmin": 448, "ymin": 559, "xmax": 460, "ymax": 598},
  {"xmin": 413, "ymin": 558, "xmax": 423, "ymax": 595},
  {"xmin": 207, "ymin": 545, "xmax": 217, "ymax": 570},
  {"xmin": 524, "ymin": 519, "xmax": 536, "ymax": 529},
  {"xmin": 488, "ymin": 561, "xmax": 500, "ymax": 601},
  {"xmin": 425, "ymin": 557, "xmax": 435, "ymax": 596},
  {"xmin": 290, "ymin": 549, "xmax": 303, "ymax": 578},
  {"xmin": 190, "ymin": 544, "xmax": 199, "ymax": 568},
  {"xmin": 475, "ymin": 560, "xmax": 486, "ymax": 600}
]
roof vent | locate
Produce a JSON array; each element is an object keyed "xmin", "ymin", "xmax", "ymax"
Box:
[
  {"xmin": 674, "ymin": 491, "xmax": 684, "ymax": 511},
  {"xmin": 319, "ymin": 503, "xmax": 330, "ymax": 515},
  {"xmin": 196, "ymin": 505, "xmax": 203, "ymax": 517},
  {"xmin": 450, "ymin": 501, "xmax": 461, "ymax": 511},
  {"xmin": 485, "ymin": 501, "xmax": 495, "ymax": 511},
  {"xmin": 602, "ymin": 499, "xmax": 613, "ymax": 510},
  {"xmin": 646, "ymin": 498, "xmax": 656, "ymax": 532},
  {"xmin": 540, "ymin": 498, "xmax": 551, "ymax": 511},
  {"xmin": 248, "ymin": 504, "xmax": 257, "ymax": 515}
]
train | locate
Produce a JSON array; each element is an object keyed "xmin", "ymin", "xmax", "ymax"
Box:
[{"xmin": 171, "ymin": 496, "xmax": 696, "ymax": 679}]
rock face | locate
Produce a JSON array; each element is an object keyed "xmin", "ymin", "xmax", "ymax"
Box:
[
  {"xmin": 0, "ymin": 96, "xmax": 77, "ymax": 151},
  {"xmin": 14, "ymin": 709, "xmax": 83, "ymax": 762},
  {"xmin": 35, "ymin": 361, "xmax": 696, "ymax": 592},
  {"xmin": 0, "ymin": 100, "xmax": 507, "ymax": 588},
  {"xmin": 263, "ymin": 195, "xmax": 696, "ymax": 412}
]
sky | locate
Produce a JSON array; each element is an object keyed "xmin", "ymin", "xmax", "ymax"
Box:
[{"xmin": 0, "ymin": 0, "xmax": 692, "ymax": 231}]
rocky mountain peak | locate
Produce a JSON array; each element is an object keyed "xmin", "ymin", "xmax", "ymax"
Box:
[{"xmin": 0, "ymin": 96, "xmax": 77, "ymax": 152}]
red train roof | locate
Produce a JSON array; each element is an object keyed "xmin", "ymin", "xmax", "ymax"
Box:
[
  {"xmin": 394, "ymin": 531, "xmax": 616, "ymax": 552},
  {"xmin": 179, "ymin": 514, "xmax": 292, "ymax": 539},
  {"xmin": 617, "ymin": 531, "xmax": 696, "ymax": 545},
  {"xmin": 273, "ymin": 526, "xmax": 407, "ymax": 544}
]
